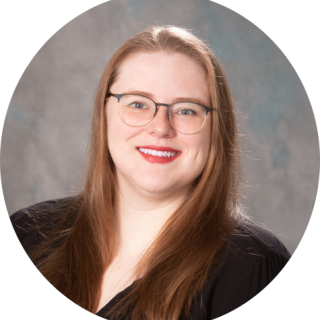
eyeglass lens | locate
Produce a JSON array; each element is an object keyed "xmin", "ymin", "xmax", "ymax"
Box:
[{"xmin": 118, "ymin": 94, "xmax": 207, "ymax": 134}]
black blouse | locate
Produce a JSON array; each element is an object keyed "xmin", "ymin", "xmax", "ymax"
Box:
[{"xmin": 10, "ymin": 198, "xmax": 291, "ymax": 320}]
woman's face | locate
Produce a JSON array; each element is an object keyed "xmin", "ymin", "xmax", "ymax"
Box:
[{"xmin": 106, "ymin": 52, "xmax": 212, "ymax": 197}]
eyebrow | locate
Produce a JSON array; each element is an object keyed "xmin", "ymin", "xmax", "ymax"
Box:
[{"xmin": 124, "ymin": 90, "xmax": 209, "ymax": 107}]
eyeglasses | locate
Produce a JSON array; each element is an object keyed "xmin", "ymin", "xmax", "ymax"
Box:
[{"xmin": 108, "ymin": 93, "xmax": 213, "ymax": 134}]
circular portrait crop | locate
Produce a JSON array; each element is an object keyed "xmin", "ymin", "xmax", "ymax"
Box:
[{"xmin": 1, "ymin": 1, "xmax": 319, "ymax": 320}]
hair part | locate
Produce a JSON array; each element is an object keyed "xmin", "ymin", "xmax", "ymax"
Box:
[{"xmin": 30, "ymin": 25, "xmax": 241, "ymax": 320}]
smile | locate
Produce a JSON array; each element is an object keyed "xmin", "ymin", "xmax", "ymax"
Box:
[
  {"xmin": 138, "ymin": 148, "xmax": 178, "ymax": 157},
  {"xmin": 136, "ymin": 145, "xmax": 181, "ymax": 164}
]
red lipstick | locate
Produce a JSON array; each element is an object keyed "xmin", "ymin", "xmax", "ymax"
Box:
[{"xmin": 136, "ymin": 145, "xmax": 181, "ymax": 164}]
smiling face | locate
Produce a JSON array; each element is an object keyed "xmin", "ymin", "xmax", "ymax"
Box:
[{"xmin": 106, "ymin": 51, "xmax": 212, "ymax": 197}]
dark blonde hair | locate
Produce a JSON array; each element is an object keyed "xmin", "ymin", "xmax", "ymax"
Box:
[{"xmin": 31, "ymin": 26, "xmax": 241, "ymax": 320}]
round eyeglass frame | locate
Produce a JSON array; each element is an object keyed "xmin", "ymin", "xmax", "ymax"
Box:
[{"xmin": 107, "ymin": 93, "xmax": 214, "ymax": 135}]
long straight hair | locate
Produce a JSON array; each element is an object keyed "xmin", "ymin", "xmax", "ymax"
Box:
[{"xmin": 30, "ymin": 26, "xmax": 241, "ymax": 320}]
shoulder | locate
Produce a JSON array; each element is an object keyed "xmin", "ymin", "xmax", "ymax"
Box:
[
  {"xmin": 221, "ymin": 218, "xmax": 291, "ymax": 292},
  {"xmin": 228, "ymin": 218, "xmax": 291, "ymax": 268},
  {"xmin": 10, "ymin": 197, "xmax": 75, "ymax": 226},
  {"xmin": 10, "ymin": 197, "xmax": 75, "ymax": 255},
  {"xmin": 194, "ymin": 218, "xmax": 291, "ymax": 319}
]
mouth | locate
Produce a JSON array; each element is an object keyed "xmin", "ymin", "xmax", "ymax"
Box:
[{"xmin": 136, "ymin": 145, "xmax": 182, "ymax": 164}]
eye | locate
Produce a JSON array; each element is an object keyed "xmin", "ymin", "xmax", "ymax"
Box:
[
  {"xmin": 128, "ymin": 102, "xmax": 149, "ymax": 109},
  {"xmin": 177, "ymin": 109, "xmax": 196, "ymax": 115}
]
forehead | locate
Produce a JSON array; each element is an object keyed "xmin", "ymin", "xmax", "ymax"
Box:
[{"xmin": 111, "ymin": 52, "xmax": 210, "ymax": 105}]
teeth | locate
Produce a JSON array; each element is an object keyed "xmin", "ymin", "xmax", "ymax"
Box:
[{"xmin": 139, "ymin": 148, "xmax": 178, "ymax": 157}]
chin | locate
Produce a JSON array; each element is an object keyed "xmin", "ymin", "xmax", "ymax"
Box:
[{"xmin": 139, "ymin": 183, "xmax": 171, "ymax": 195}]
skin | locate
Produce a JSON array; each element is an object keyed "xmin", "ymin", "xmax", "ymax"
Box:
[{"xmin": 97, "ymin": 52, "xmax": 212, "ymax": 311}]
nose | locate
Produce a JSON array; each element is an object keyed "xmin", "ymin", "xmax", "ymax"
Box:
[{"xmin": 147, "ymin": 105, "xmax": 175, "ymax": 137}]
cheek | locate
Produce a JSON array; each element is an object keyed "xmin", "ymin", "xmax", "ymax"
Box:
[
  {"xmin": 188, "ymin": 134, "xmax": 212, "ymax": 174},
  {"xmin": 106, "ymin": 105, "xmax": 126, "ymax": 161},
  {"xmin": 106, "ymin": 105, "xmax": 143, "ymax": 165},
  {"xmin": 195, "ymin": 139, "xmax": 211, "ymax": 167},
  {"xmin": 107, "ymin": 105, "xmax": 129, "ymax": 145}
]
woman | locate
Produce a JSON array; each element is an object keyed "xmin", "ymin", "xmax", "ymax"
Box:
[{"xmin": 10, "ymin": 26, "xmax": 290, "ymax": 320}]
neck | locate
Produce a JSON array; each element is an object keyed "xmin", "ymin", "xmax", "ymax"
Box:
[{"xmin": 114, "ymin": 171, "xmax": 189, "ymax": 258}]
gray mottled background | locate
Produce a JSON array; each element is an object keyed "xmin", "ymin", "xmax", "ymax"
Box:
[{"xmin": 1, "ymin": 0, "xmax": 319, "ymax": 254}]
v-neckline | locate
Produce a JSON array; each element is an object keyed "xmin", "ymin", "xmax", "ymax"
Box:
[{"xmin": 95, "ymin": 281, "xmax": 136, "ymax": 318}]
